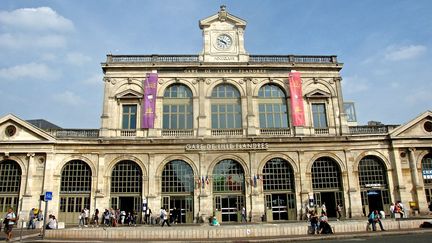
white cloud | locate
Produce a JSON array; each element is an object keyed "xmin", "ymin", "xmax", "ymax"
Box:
[
  {"xmin": 404, "ymin": 89, "xmax": 432, "ymax": 105},
  {"xmin": 0, "ymin": 7, "xmax": 73, "ymax": 50},
  {"xmin": 82, "ymin": 73, "xmax": 103, "ymax": 85},
  {"xmin": 342, "ymin": 75, "xmax": 369, "ymax": 94},
  {"xmin": 52, "ymin": 91, "xmax": 84, "ymax": 106},
  {"xmin": 66, "ymin": 52, "xmax": 92, "ymax": 66},
  {"xmin": 384, "ymin": 45, "xmax": 427, "ymax": 61},
  {"xmin": 0, "ymin": 62, "xmax": 60, "ymax": 81},
  {"xmin": 0, "ymin": 7, "xmax": 74, "ymax": 32}
]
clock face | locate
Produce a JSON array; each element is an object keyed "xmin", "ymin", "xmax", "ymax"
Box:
[{"xmin": 216, "ymin": 34, "xmax": 232, "ymax": 49}]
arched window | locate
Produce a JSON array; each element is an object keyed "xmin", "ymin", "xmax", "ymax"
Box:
[
  {"xmin": 0, "ymin": 160, "xmax": 21, "ymax": 213},
  {"xmin": 211, "ymin": 84, "xmax": 242, "ymax": 129},
  {"xmin": 111, "ymin": 160, "xmax": 142, "ymax": 193},
  {"xmin": 59, "ymin": 160, "xmax": 92, "ymax": 224},
  {"xmin": 0, "ymin": 160, "xmax": 21, "ymax": 193},
  {"xmin": 358, "ymin": 156, "xmax": 387, "ymax": 187},
  {"xmin": 258, "ymin": 84, "xmax": 289, "ymax": 128},
  {"xmin": 162, "ymin": 160, "xmax": 194, "ymax": 193},
  {"xmin": 311, "ymin": 157, "xmax": 342, "ymax": 190},
  {"xmin": 263, "ymin": 158, "xmax": 294, "ymax": 191},
  {"xmin": 213, "ymin": 159, "xmax": 244, "ymax": 192},
  {"xmin": 163, "ymin": 84, "xmax": 193, "ymax": 129},
  {"xmin": 422, "ymin": 153, "xmax": 432, "ymax": 186},
  {"xmin": 422, "ymin": 153, "xmax": 432, "ymax": 203},
  {"xmin": 60, "ymin": 160, "xmax": 92, "ymax": 193}
]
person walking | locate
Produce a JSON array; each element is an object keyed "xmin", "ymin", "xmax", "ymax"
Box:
[
  {"xmin": 336, "ymin": 204, "xmax": 343, "ymax": 221},
  {"xmin": 241, "ymin": 206, "xmax": 247, "ymax": 223},
  {"xmin": 4, "ymin": 207, "xmax": 17, "ymax": 242},
  {"xmin": 93, "ymin": 209, "xmax": 100, "ymax": 227},
  {"xmin": 78, "ymin": 209, "xmax": 85, "ymax": 228},
  {"xmin": 160, "ymin": 208, "xmax": 170, "ymax": 227},
  {"xmin": 27, "ymin": 208, "xmax": 36, "ymax": 229}
]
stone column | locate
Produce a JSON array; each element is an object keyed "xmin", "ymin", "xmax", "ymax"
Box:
[
  {"xmin": 100, "ymin": 77, "xmax": 111, "ymax": 137},
  {"xmin": 245, "ymin": 78, "xmax": 258, "ymax": 136},
  {"xmin": 389, "ymin": 147, "xmax": 409, "ymax": 206},
  {"xmin": 408, "ymin": 148, "xmax": 427, "ymax": 214},
  {"xmin": 94, "ymin": 153, "xmax": 107, "ymax": 211},
  {"xmin": 197, "ymin": 78, "xmax": 207, "ymax": 137},
  {"xmin": 344, "ymin": 150, "xmax": 362, "ymax": 218},
  {"xmin": 334, "ymin": 77, "xmax": 349, "ymax": 135}
]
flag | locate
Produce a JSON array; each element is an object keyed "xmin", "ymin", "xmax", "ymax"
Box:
[
  {"xmin": 205, "ymin": 176, "xmax": 209, "ymax": 185},
  {"xmin": 289, "ymin": 71, "xmax": 305, "ymax": 126},
  {"xmin": 142, "ymin": 73, "xmax": 158, "ymax": 128}
]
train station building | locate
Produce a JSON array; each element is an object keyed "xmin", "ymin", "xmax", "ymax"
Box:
[{"xmin": 1, "ymin": 6, "xmax": 432, "ymax": 225}]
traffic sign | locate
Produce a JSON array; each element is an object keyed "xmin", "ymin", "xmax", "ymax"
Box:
[{"xmin": 44, "ymin": 191, "xmax": 53, "ymax": 201}]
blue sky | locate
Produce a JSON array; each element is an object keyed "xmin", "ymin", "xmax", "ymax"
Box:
[{"xmin": 0, "ymin": 0, "xmax": 431, "ymax": 128}]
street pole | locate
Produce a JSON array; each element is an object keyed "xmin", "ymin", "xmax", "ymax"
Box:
[{"xmin": 41, "ymin": 200, "xmax": 48, "ymax": 239}]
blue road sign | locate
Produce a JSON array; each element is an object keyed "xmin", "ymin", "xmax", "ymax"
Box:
[{"xmin": 44, "ymin": 191, "xmax": 53, "ymax": 201}]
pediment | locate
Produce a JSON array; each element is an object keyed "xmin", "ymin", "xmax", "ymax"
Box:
[
  {"xmin": 0, "ymin": 114, "xmax": 56, "ymax": 142},
  {"xmin": 199, "ymin": 6, "xmax": 247, "ymax": 29},
  {"xmin": 115, "ymin": 89, "xmax": 143, "ymax": 99},
  {"xmin": 390, "ymin": 111, "xmax": 432, "ymax": 138},
  {"xmin": 305, "ymin": 89, "xmax": 331, "ymax": 99}
]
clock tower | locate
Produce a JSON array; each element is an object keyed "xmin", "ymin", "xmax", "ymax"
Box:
[{"xmin": 199, "ymin": 5, "xmax": 249, "ymax": 62}]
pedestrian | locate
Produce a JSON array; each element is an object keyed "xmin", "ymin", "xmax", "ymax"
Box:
[
  {"xmin": 84, "ymin": 208, "xmax": 89, "ymax": 226},
  {"xmin": 120, "ymin": 210, "xmax": 126, "ymax": 224},
  {"xmin": 93, "ymin": 209, "xmax": 100, "ymax": 227},
  {"xmin": 389, "ymin": 202, "xmax": 395, "ymax": 218},
  {"xmin": 3, "ymin": 207, "xmax": 17, "ymax": 242},
  {"xmin": 103, "ymin": 209, "xmax": 110, "ymax": 226},
  {"xmin": 160, "ymin": 208, "xmax": 171, "ymax": 227},
  {"xmin": 46, "ymin": 214, "xmax": 57, "ymax": 229},
  {"xmin": 336, "ymin": 204, "xmax": 343, "ymax": 221},
  {"xmin": 27, "ymin": 208, "xmax": 36, "ymax": 229},
  {"xmin": 428, "ymin": 201, "xmax": 432, "ymax": 214},
  {"xmin": 318, "ymin": 212, "xmax": 333, "ymax": 234},
  {"xmin": 145, "ymin": 207, "xmax": 152, "ymax": 224},
  {"xmin": 368, "ymin": 210, "xmax": 385, "ymax": 231},
  {"xmin": 309, "ymin": 211, "xmax": 319, "ymax": 234},
  {"xmin": 78, "ymin": 209, "xmax": 85, "ymax": 228},
  {"xmin": 321, "ymin": 202, "xmax": 327, "ymax": 214},
  {"xmin": 241, "ymin": 206, "xmax": 247, "ymax": 223}
]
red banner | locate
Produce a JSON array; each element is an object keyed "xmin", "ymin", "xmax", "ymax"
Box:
[{"xmin": 289, "ymin": 71, "xmax": 305, "ymax": 126}]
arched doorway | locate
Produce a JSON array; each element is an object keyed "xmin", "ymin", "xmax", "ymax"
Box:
[
  {"xmin": 311, "ymin": 157, "xmax": 344, "ymax": 218},
  {"xmin": 212, "ymin": 159, "xmax": 245, "ymax": 222},
  {"xmin": 110, "ymin": 160, "xmax": 142, "ymax": 221},
  {"xmin": 421, "ymin": 153, "xmax": 432, "ymax": 203},
  {"xmin": 161, "ymin": 160, "xmax": 194, "ymax": 223},
  {"xmin": 0, "ymin": 160, "xmax": 21, "ymax": 214},
  {"xmin": 262, "ymin": 158, "xmax": 296, "ymax": 221},
  {"xmin": 59, "ymin": 160, "xmax": 92, "ymax": 224},
  {"xmin": 358, "ymin": 156, "xmax": 391, "ymax": 216}
]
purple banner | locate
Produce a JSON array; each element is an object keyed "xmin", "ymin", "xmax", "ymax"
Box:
[{"xmin": 141, "ymin": 73, "xmax": 158, "ymax": 128}]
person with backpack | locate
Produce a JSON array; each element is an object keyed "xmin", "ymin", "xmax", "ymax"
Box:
[{"xmin": 3, "ymin": 208, "xmax": 17, "ymax": 242}]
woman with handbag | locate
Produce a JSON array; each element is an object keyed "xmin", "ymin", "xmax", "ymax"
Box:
[{"xmin": 4, "ymin": 208, "xmax": 17, "ymax": 242}]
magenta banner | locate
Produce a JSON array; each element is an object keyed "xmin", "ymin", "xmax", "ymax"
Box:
[
  {"xmin": 289, "ymin": 71, "xmax": 305, "ymax": 126},
  {"xmin": 142, "ymin": 73, "xmax": 158, "ymax": 128}
]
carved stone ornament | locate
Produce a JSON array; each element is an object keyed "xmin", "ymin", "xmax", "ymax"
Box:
[
  {"xmin": 252, "ymin": 78, "xmax": 259, "ymax": 84},
  {"xmin": 158, "ymin": 78, "xmax": 164, "ymax": 84},
  {"xmin": 238, "ymin": 79, "xmax": 244, "ymax": 84},
  {"xmin": 206, "ymin": 78, "xmax": 212, "ymax": 85}
]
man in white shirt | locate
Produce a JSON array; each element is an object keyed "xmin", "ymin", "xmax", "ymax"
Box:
[{"xmin": 4, "ymin": 208, "xmax": 16, "ymax": 242}]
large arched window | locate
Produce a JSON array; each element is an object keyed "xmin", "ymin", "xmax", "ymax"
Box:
[
  {"xmin": 59, "ymin": 160, "xmax": 92, "ymax": 224},
  {"xmin": 263, "ymin": 158, "xmax": 294, "ymax": 191},
  {"xmin": 213, "ymin": 159, "xmax": 244, "ymax": 192},
  {"xmin": 211, "ymin": 84, "xmax": 242, "ymax": 129},
  {"xmin": 0, "ymin": 160, "xmax": 21, "ymax": 213},
  {"xmin": 163, "ymin": 84, "xmax": 193, "ymax": 129},
  {"xmin": 358, "ymin": 156, "xmax": 387, "ymax": 187},
  {"xmin": 162, "ymin": 160, "xmax": 194, "ymax": 193},
  {"xmin": 111, "ymin": 160, "xmax": 142, "ymax": 193},
  {"xmin": 422, "ymin": 153, "xmax": 432, "ymax": 203},
  {"xmin": 258, "ymin": 84, "xmax": 289, "ymax": 128},
  {"xmin": 60, "ymin": 160, "xmax": 92, "ymax": 193},
  {"xmin": 311, "ymin": 157, "xmax": 342, "ymax": 190}
]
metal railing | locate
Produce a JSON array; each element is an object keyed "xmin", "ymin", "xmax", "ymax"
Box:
[
  {"xmin": 46, "ymin": 129, "xmax": 99, "ymax": 138},
  {"xmin": 107, "ymin": 54, "xmax": 337, "ymax": 64},
  {"xmin": 349, "ymin": 125, "xmax": 399, "ymax": 135},
  {"xmin": 260, "ymin": 128, "xmax": 291, "ymax": 136},
  {"xmin": 161, "ymin": 129, "xmax": 194, "ymax": 137},
  {"xmin": 211, "ymin": 129, "xmax": 243, "ymax": 136}
]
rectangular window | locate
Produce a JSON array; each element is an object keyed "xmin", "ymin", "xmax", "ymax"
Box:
[
  {"xmin": 122, "ymin": 105, "xmax": 137, "ymax": 129},
  {"xmin": 343, "ymin": 102, "xmax": 357, "ymax": 122},
  {"xmin": 312, "ymin": 103, "xmax": 328, "ymax": 128}
]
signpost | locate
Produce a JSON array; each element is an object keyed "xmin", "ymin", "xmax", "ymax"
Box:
[{"xmin": 41, "ymin": 191, "xmax": 52, "ymax": 239}]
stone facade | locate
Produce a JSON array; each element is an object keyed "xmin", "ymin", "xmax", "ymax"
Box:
[{"xmin": 1, "ymin": 6, "xmax": 432, "ymax": 225}]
